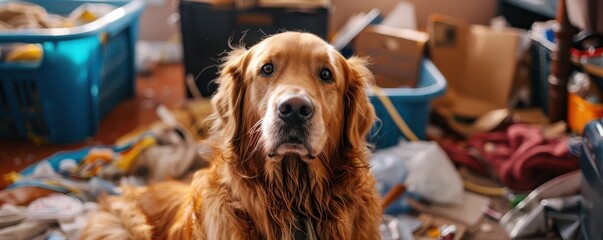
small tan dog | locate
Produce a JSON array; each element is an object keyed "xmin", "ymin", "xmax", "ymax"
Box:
[{"xmin": 82, "ymin": 32, "xmax": 382, "ymax": 240}]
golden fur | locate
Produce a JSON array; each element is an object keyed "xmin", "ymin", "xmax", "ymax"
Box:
[{"xmin": 82, "ymin": 32, "xmax": 381, "ymax": 240}]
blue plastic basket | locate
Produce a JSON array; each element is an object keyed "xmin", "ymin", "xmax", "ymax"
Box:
[
  {"xmin": 0, "ymin": 0, "xmax": 144, "ymax": 143},
  {"xmin": 369, "ymin": 59, "xmax": 447, "ymax": 149}
]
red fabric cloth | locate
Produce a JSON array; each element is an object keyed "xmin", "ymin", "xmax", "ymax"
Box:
[{"xmin": 440, "ymin": 124, "xmax": 579, "ymax": 191}]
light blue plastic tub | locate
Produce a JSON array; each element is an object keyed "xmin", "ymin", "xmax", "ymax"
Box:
[
  {"xmin": 0, "ymin": 0, "xmax": 144, "ymax": 143},
  {"xmin": 369, "ymin": 59, "xmax": 447, "ymax": 149}
]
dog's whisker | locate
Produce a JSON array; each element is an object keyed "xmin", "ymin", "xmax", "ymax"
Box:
[
  {"xmin": 247, "ymin": 119, "xmax": 263, "ymax": 135},
  {"xmin": 239, "ymin": 135, "xmax": 265, "ymax": 167},
  {"xmin": 239, "ymin": 122, "xmax": 263, "ymax": 164}
]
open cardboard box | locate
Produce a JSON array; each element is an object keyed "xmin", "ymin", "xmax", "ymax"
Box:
[
  {"xmin": 356, "ymin": 25, "xmax": 428, "ymax": 88},
  {"xmin": 427, "ymin": 14, "xmax": 531, "ymax": 136},
  {"xmin": 335, "ymin": 2, "xmax": 428, "ymax": 88}
]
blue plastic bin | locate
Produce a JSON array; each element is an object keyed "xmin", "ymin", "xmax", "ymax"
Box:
[
  {"xmin": 369, "ymin": 59, "xmax": 447, "ymax": 149},
  {"xmin": 0, "ymin": 0, "xmax": 144, "ymax": 143}
]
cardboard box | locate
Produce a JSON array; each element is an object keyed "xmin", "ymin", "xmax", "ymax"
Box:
[
  {"xmin": 355, "ymin": 25, "xmax": 428, "ymax": 88},
  {"xmin": 428, "ymin": 14, "xmax": 525, "ymax": 118}
]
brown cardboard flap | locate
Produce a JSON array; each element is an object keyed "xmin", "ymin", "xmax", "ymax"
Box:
[
  {"xmin": 449, "ymin": 95, "xmax": 504, "ymax": 118},
  {"xmin": 434, "ymin": 105, "xmax": 509, "ymax": 136},
  {"xmin": 436, "ymin": 89, "xmax": 503, "ymax": 118},
  {"xmin": 356, "ymin": 25, "xmax": 428, "ymax": 88}
]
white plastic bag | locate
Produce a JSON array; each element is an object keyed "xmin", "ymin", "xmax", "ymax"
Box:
[{"xmin": 372, "ymin": 141, "xmax": 464, "ymax": 206}]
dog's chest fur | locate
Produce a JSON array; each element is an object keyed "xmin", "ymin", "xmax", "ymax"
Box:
[{"xmin": 222, "ymin": 155, "xmax": 356, "ymax": 240}]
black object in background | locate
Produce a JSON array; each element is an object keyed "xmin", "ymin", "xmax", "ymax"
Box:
[
  {"xmin": 497, "ymin": 0, "xmax": 557, "ymax": 30},
  {"xmin": 179, "ymin": 1, "xmax": 329, "ymax": 98}
]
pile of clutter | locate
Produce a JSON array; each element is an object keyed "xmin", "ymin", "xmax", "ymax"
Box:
[
  {"xmin": 372, "ymin": 123, "xmax": 581, "ymax": 239},
  {"xmin": 0, "ymin": 103, "xmax": 214, "ymax": 239},
  {"xmin": 1, "ymin": 1, "xmax": 601, "ymax": 239},
  {"xmin": 0, "ymin": 91, "xmax": 589, "ymax": 240},
  {"xmin": 331, "ymin": 3, "xmax": 598, "ymax": 239}
]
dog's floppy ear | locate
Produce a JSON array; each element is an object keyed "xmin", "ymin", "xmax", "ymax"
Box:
[
  {"xmin": 343, "ymin": 56, "xmax": 376, "ymax": 151},
  {"xmin": 210, "ymin": 47, "xmax": 250, "ymax": 141}
]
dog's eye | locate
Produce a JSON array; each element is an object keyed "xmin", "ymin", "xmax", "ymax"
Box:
[
  {"xmin": 260, "ymin": 63, "xmax": 274, "ymax": 76},
  {"xmin": 319, "ymin": 68, "xmax": 333, "ymax": 82}
]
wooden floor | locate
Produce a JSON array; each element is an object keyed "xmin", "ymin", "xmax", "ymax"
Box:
[{"xmin": 0, "ymin": 64, "xmax": 186, "ymax": 189}]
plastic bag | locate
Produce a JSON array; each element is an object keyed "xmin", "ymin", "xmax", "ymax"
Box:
[{"xmin": 371, "ymin": 141, "xmax": 464, "ymax": 207}]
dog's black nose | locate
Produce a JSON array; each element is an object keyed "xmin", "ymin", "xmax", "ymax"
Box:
[{"xmin": 278, "ymin": 95, "xmax": 313, "ymax": 124}]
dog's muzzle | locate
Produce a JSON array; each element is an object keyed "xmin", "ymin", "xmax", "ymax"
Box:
[{"xmin": 268, "ymin": 94, "xmax": 316, "ymax": 159}]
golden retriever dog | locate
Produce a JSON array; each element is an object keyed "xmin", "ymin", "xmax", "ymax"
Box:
[{"xmin": 82, "ymin": 32, "xmax": 381, "ymax": 240}]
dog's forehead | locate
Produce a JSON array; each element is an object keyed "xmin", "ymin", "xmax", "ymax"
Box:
[
  {"xmin": 263, "ymin": 32, "xmax": 327, "ymax": 47},
  {"xmin": 255, "ymin": 32, "xmax": 335, "ymax": 60}
]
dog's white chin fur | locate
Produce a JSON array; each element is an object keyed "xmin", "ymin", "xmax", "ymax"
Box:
[
  {"xmin": 262, "ymin": 128, "xmax": 323, "ymax": 161},
  {"xmin": 275, "ymin": 143, "xmax": 309, "ymax": 156},
  {"xmin": 261, "ymin": 117, "xmax": 325, "ymax": 162}
]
